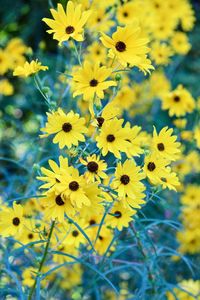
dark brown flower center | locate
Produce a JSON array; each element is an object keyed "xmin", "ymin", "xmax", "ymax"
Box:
[
  {"xmin": 157, "ymin": 143, "xmax": 165, "ymax": 151},
  {"xmin": 114, "ymin": 211, "xmax": 122, "ymax": 218},
  {"xmin": 87, "ymin": 161, "xmax": 99, "ymax": 173},
  {"xmin": 90, "ymin": 79, "xmax": 98, "ymax": 87},
  {"xmin": 28, "ymin": 233, "xmax": 34, "ymax": 239},
  {"xmin": 96, "ymin": 50, "xmax": 100, "ymax": 55},
  {"xmin": 62, "ymin": 122, "xmax": 72, "ymax": 132},
  {"xmin": 69, "ymin": 181, "xmax": 79, "ymax": 191},
  {"xmin": 72, "ymin": 230, "xmax": 79, "ymax": 237},
  {"xmin": 97, "ymin": 18, "xmax": 101, "ymax": 22},
  {"xmin": 55, "ymin": 195, "xmax": 65, "ymax": 206},
  {"xmin": 66, "ymin": 26, "xmax": 75, "ymax": 34},
  {"xmin": 99, "ymin": 235, "xmax": 103, "ymax": 240},
  {"xmin": 120, "ymin": 175, "xmax": 130, "ymax": 185},
  {"xmin": 115, "ymin": 41, "xmax": 126, "ymax": 52},
  {"xmin": 174, "ymin": 95, "xmax": 180, "ymax": 102},
  {"xmin": 12, "ymin": 217, "xmax": 20, "ymax": 226},
  {"xmin": 123, "ymin": 12, "xmax": 128, "ymax": 17},
  {"xmin": 97, "ymin": 116, "xmax": 105, "ymax": 127},
  {"xmin": 89, "ymin": 219, "xmax": 96, "ymax": 225},
  {"xmin": 106, "ymin": 134, "xmax": 115, "ymax": 142},
  {"xmin": 147, "ymin": 162, "xmax": 156, "ymax": 171}
]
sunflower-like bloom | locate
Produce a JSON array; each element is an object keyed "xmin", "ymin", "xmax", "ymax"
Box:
[
  {"xmin": 150, "ymin": 42, "xmax": 173, "ymax": 66},
  {"xmin": 13, "ymin": 60, "xmax": 48, "ymax": 77},
  {"xmin": 80, "ymin": 154, "xmax": 108, "ymax": 182},
  {"xmin": 56, "ymin": 168, "xmax": 101, "ymax": 209},
  {"xmin": 96, "ymin": 118, "xmax": 130, "ymax": 158},
  {"xmin": 72, "ymin": 61, "xmax": 117, "ymax": 101},
  {"xmin": 112, "ymin": 159, "xmax": 145, "ymax": 199},
  {"xmin": 106, "ymin": 201, "xmax": 135, "ymax": 231},
  {"xmin": 42, "ymin": 2, "xmax": 91, "ymax": 45},
  {"xmin": 41, "ymin": 191, "xmax": 75, "ymax": 222},
  {"xmin": 152, "ymin": 126, "xmax": 181, "ymax": 161},
  {"xmin": 161, "ymin": 85, "xmax": 195, "ymax": 117},
  {"xmin": 0, "ymin": 202, "xmax": 25, "ymax": 237},
  {"xmin": 40, "ymin": 108, "xmax": 88, "ymax": 149},
  {"xmin": 143, "ymin": 153, "xmax": 180, "ymax": 190},
  {"xmin": 37, "ymin": 156, "xmax": 72, "ymax": 192},
  {"xmin": 100, "ymin": 24, "xmax": 152, "ymax": 70}
]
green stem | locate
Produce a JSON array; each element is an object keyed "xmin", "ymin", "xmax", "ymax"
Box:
[
  {"xmin": 28, "ymin": 220, "xmax": 55, "ymax": 300},
  {"xmin": 73, "ymin": 41, "xmax": 82, "ymax": 66},
  {"xmin": 130, "ymin": 223, "xmax": 156, "ymax": 292}
]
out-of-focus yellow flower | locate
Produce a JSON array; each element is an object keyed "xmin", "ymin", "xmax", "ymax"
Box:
[
  {"xmin": 0, "ymin": 79, "xmax": 14, "ymax": 96},
  {"xmin": 13, "ymin": 60, "xmax": 48, "ymax": 77}
]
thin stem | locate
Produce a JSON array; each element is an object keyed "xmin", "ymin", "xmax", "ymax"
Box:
[
  {"xmin": 28, "ymin": 220, "xmax": 55, "ymax": 300},
  {"xmin": 130, "ymin": 223, "xmax": 156, "ymax": 293},
  {"xmin": 73, "ymin": 41, "xmax": 82, "ymax": 66}
]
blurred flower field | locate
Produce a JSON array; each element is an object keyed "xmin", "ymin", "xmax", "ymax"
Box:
[{"xmin": 0, "ymin": 0, "xmax": 200, "ymax": 299}]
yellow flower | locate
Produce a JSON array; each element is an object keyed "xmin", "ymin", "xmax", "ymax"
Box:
[
  {"xmin": 40, "ymin": 108, "xmax": 88, "ymax": 149},
  {"xmin": 0, "ymin": 79, "xmax": 14, "ymax": 96},
  {"xmin": 0, "ymin": 49, "xmax": 10, "ymax": 75},
  {"xmin": 42, "ymin": 1, "xmax": 91, "ymax": 45},
  {"xmin": 194, "ymin": 125, "xmax": 200, "ymax": 149},
  {"xmin": 93, "ymin": 101, "xmax": 120, "ymax": 128},
  {"xmin": 167, "ymin": 280, "xmax": 200, "ymax": 300},
  {"xmin": 87, "ymin": 7, "xmax": 115, "ymax": 33},
  {"xmin": 41, "ymin": 191, "xmax": 76, "ymax": 222},
  {"xmin": 37, "ymin": 156, "xmax": 72, "ymax": 191},
  {"xmin": 72, "ymin": 61, "xmax": 117, "ymax": 101},
  {"xmin": 106, "ymin": 201, "xmax": 135, "ymax": 231},
  {"xmin": 143, "ymin": 153, "xmax": 169, "ymax": 186},
  {"xmin": 171, "ymin": 31, "xmax": 191, "ymax": 55},
  {"xmin": 96, "ymin": 118, "xmax": 130, "ymax": 158},
  {"xmin": 0, "ymin": 202, "xmax": 25, "ymax": 237},
  {"xmin": 112, "ymin": 159, "xmax": 145, "ymax": 199},
  {"xmin": 80, "ymin": 154, "xmax": 108, "ymax": 182},
  {"xmin": 149, "ymin": 71, "xmax": 171, "ymax": 99},
  {"xmin": 161, "ymin": 85, "xmax": 195, "ymax": 117},
  {"xmin": 56, "ymin": 168, "xmax": 101, "ymax": 208},
  {"xmin": 150, "ymin": 42, "xmax": 173, "ymax": 66},
  {"xmin": 152, "ymin": 126, "xmax": 181, "ymax": 161},
  {"xmin": 84, "ymin": 41, "xmax": 107, "ymax": 65},
  {"xmin": 94, "ymin": 226, "xmax": 114, "ymax": 255},
  {"xmin": 22, "ymin": 267, "xmax": 37, "ymax": 287},
  {"xmin": 100, "ymin": 24, "xmax": 151, "ymax": 69},
  {"xmin": 13, "ymin": 60, "xmax": 48, "ymax": 77}
]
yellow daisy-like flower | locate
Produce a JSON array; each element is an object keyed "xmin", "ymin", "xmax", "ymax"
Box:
[
  {"xmin": 13, "ymin": 60, "xmax": 48, "ymax": 77},
  {"xmin": 42, "ymin": 1, "xmax": 91, "ymax": 45},
  {"xmin": 143, "ymin": 153, "xmax": 169, "ymax": 186},
  {"xmin": 150, "ymin": 42, "xmax": 173, "ymax": 66},
  {"xmin": 41, "ymin": 191, "xmax": 75, "ymax": 223},
  {"xmin": 112, "ymin": 159, "xmax": 145, "ymax": 199},
  {"xmin": 72, "ymin": 61, "xmax": 117, "ymax": 101},
  {"xmin": 56, "ymin": 167, "xmax": 91, "ymax": 208},
  {"xmin": 96, "ymin": 118, "xmax": 130, "ymax": 158},
  {"xmin": 171, "ymin": 31, "xmax": 191, "ymax": 55},
  {"xmin": 80, "ymin": 154, "xmax": 108, "ymax": 182},
  {"xmin": 100, "ymin": 24, "xmax": 151, "ymax": 68},
  {"xmin": 0, "ymin": 79, "xmax": 14, "ymax": 96},
  {"xmin": 0, "ymin": 202, "xmax": 24, "ymax": 237},
  {"xmin": 93, "ymin": 102, "xmax": 120, "ymax": 128},
  {"xmin": 106, "ymin": 201, "xmax": 135, "ymax": 231},
  {"xmin": 152, "ymin": 126, "xmax": 181, "ymax": 161},
  {"xmin": 37, "ymin": 156, "xmax": 71, "ymax": 191},
  {"xmin": 40, "ymin": 108, "xmax": 88, "ymax": 149},
  {"xmin": 161, "ymin": 85, "xmax": 195, "ymax": 117}
]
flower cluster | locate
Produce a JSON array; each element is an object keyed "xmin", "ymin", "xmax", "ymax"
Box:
[{"xmin": 0, "ymin": 0, "xmax": 199, "ymax": 299}]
